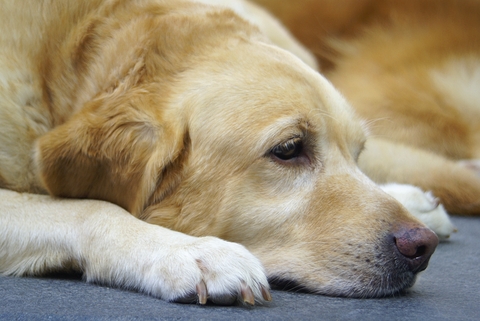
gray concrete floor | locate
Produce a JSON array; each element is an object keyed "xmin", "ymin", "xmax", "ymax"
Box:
[{"xmin": 1, "ymin": 216, "xmax": 479, "ymax": 321}]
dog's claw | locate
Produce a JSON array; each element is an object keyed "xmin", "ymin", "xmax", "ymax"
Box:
[
  {"xmin": 241, "ymin": 282, "xmax": 255, "ymax": 305},
  {"xmin": 261, "ymin": 285, "xmax": 272, "ymax": 302},
  {"xmin": 196, "ymin": 280, "xmax": 208, "ymax": 305}
]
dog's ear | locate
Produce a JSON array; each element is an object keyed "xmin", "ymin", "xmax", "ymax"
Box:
[{"xmin": 35, "ymin": 87, "xmax": 186, "ymax": 216}]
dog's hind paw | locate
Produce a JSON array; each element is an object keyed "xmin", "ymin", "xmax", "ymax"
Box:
[{"xmin": 380, "ymin": 183, "xmax": 457, "ymax": 241}]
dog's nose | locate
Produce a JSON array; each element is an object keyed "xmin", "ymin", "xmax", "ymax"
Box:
[{"xmin": 393, "ymin": 224, "xmax": 439, "ymax": 273}]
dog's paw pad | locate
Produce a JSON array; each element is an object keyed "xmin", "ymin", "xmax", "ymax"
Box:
[{"xmin": 380, "ymin": 183, "xmax": 457, "ymax": 241}]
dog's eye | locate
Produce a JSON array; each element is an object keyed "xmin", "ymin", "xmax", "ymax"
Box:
[{"xmin": 271, "ymin": 138, "xmax": 303, "ymax": 161}]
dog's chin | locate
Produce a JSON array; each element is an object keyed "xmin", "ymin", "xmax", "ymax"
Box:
[{"xmin": 268, "ymin": 273, "xmax": 418, "ymax": 298}]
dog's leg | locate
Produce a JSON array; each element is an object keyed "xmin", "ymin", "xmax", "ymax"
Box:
[
  {"xmin": 0, "ymin": 188, "xmax": 270, "ymax": 305},
  {"xmin": 380, "ymin": 183, "xmax": 456, "ymax": 241},
  {"xmin": 358, "ymin": 137, "xmax": 480, "ymax": 216}
]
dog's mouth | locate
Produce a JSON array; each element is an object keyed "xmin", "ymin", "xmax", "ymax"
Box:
[
  {"xmin": 265, "ymin": 226, "xmax": 437, "ymax": 299},
  {"xmin": 267, "ymin": 269, "xmax": 417, "ymax": 299},
  {"xmin": 268, "ymin": 277, "xmax": 312, "ymax": 294}
]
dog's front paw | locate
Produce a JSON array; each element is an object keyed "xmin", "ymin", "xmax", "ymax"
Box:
[
  {"xmin": 83, "ymin": 226, "xmax": 271, "ymax": 305},
  {"xmin": 380, "ymin": 183, "xmax": 457, "ymax": 240},
  {"xmin": 168, "ymin": 236, "xmax": 272, "ymax": 305}
]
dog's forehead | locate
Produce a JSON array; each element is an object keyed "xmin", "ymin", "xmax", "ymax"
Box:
[{"xmin": 178, "ymin": 43, "xmax": 365, "ymax": 153}]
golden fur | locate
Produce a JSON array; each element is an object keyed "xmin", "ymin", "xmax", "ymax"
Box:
[
  {"xmin": 1, "ymin": 0, "xmax": 440, "ymax": 304},
  {"xmin": 253, "ymin": 0, "xmax": 480, "ymax": 215}
]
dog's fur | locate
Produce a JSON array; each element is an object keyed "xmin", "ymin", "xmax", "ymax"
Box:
[
  {"xmin": 253, "ymin": 0, "xmax": 480, "ymax": 216},
  {"xmin": 1, "ymin": 0, "xmax": 440, "ymax": 304}
]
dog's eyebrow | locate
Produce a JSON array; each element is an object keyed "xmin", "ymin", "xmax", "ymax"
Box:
[{"xmin": 255, "ymin": 116, "xmax": 313, "ymax": 152}]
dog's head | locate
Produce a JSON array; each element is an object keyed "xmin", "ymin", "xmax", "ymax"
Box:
[{"xmin": 34, "ymin": 4, "xmax": 437, "ymax": 298}]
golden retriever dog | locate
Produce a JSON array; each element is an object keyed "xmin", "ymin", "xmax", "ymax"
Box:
[
  {"xmin": 0, "ymin": 0, "xmax": 440, "ymax": 305},
  {"xmin": 252, "ymin": 0, "xmax": 480, "ymax": 218}
]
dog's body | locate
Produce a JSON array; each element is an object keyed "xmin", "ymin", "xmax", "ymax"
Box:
[
  {"xmin": 253, "ymin": 0, "xmax": 480, "ymax": 216},
  {"xmin": 1, "ymin": 0, "xmax": 440, "ymax": 304}
]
